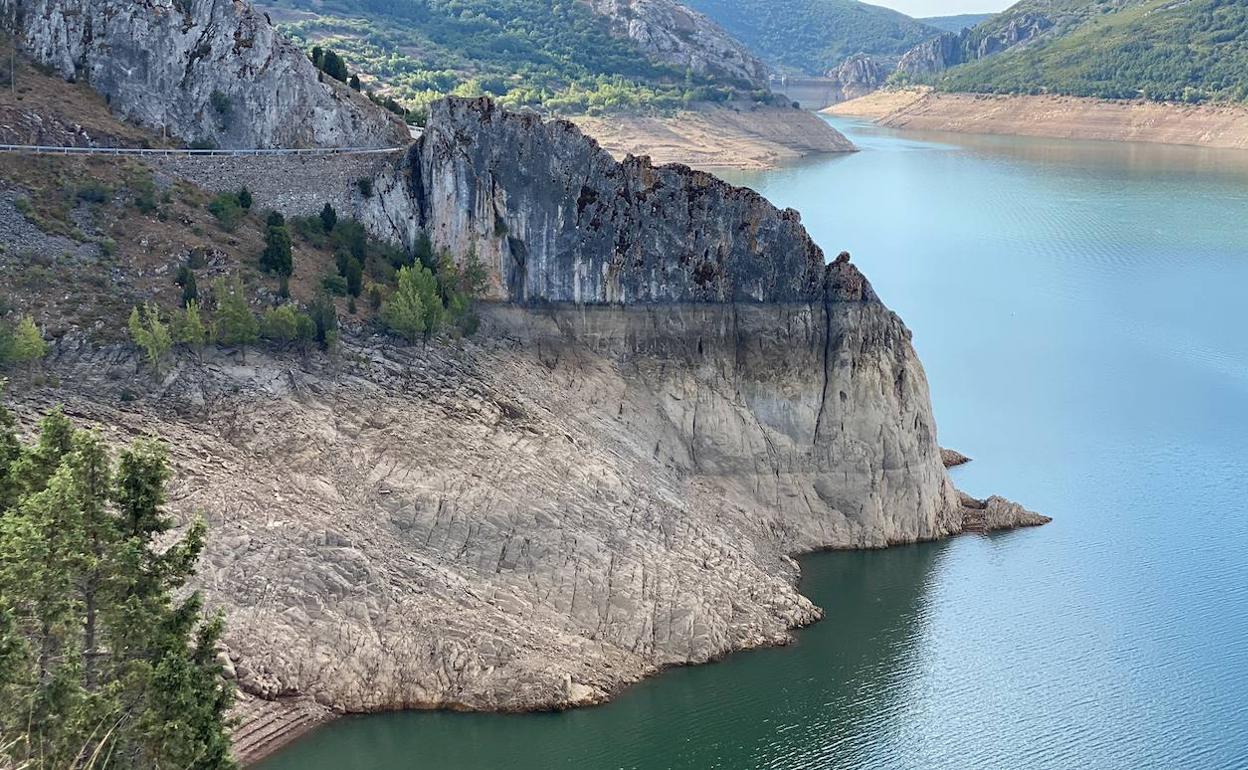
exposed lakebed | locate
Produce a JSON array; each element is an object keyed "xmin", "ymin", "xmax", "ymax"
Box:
[{"xmin": 258, "ymin": 118, "xmax": 1248, "ymax": 769}]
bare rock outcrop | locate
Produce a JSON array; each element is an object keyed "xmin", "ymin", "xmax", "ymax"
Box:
[
  {"xmin": 586, "ymin": 0, "xmax": 769, "ymax": 90},
  {"xmin": 12, "ymin": 97, "xmax": 1044, "ymax": 724},
  {"xmin": 0, "ymin": 0, "xmax": 409, "ymax": 148},
  {"xmin": 825, "ymin": 54, "xmax": 890, "ymax": 102}
]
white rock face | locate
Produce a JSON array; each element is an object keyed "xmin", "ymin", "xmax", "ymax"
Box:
[
  {"xmin": 586, "ymin": 0, "xmax": 770, "ymax": 89},
  {"xmin": 1, "ymin": 0, "xmax": 409, "ymax": 148}
]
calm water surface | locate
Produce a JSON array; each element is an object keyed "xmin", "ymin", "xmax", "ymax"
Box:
[{"xmin": 259, "ymin": 119, "xmax": 1248, "ymax": 769}]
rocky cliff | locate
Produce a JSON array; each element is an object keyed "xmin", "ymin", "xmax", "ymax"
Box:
[
  {"xmin": 826, "ymin": 54, "xmax": 891, "ymax": 102},
  {"xmin": 0, "ymin": 0, "xmax": 409, "ymax": 148},
  {"xmin": 12, "ymin": 97, "xmax": 1046, "ymax": 740},
  {"xmin": 896, "ymin": 7, "xmax": 1057, "ymax": 79},
  {"xmin": 586, "ymin": 0, "xmax": 770, "ymax": 90}
]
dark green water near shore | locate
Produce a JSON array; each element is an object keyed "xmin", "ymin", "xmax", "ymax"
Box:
[{"xmin": 258, "ymin": 119, "xmax": 1248, "ymax": 769}]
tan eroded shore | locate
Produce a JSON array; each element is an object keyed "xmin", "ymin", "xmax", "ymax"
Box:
[
  {"xmin": 572, "ymin": 106, "xmax": 855, "ymax": 171},
  {"xmin": 825, "ymin": 88, "xmax": 1248, "ymax": 150}
]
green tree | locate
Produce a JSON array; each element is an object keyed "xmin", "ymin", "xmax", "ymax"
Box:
[
  {"xmin": 128, "ymin": 303, "xmax": 173, "ymax": 375},
  {"xmin": 261, "ymin": 211, "xmax": 293, "ymax": 277},
  {"xmin": 8, "ymin": 316, "xmax": 47, "ymax": 369},
  {"xmin": 177, "ymin": 264, "xmax": 199, "ymax": 306},
  {"xmin": 173, "ymin": 300, "xmax": 209, "ymax": 354},
  {"xmin": 320, "ymin": 202, "xmax": 338, "ymax": 233},
  {"xmin": 0, "ymin": 408, "xmax": 236, "ymax": 769},
  {"xmin": 307, "ymin": 294, "xmax": 339, "ymax": 352},
  {"xmin": 237, "ymin": 186, "xmax": 253, "ymax": 211},
  {"xmin": 214, "ymin": 277, "xmax": 259, "ymax": 362},
  {"xmin": 260, "ymin": 305, "xmax": 301, "ymax": 347},
  {"xmin": 382, "ymin": 264, "xmax": 442, "ymax": 341},
  {"xmin": 349, "ymin": 74, "xmax": 362, "ymax": 91}
]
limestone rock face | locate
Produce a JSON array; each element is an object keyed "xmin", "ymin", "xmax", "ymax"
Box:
[
  {"xmin": 585, "ymin": 0, "xmax": 769, "ymax": 90},
  {"xmin": 366, "ymin": 97, "xmax": 837, "ymax": 305},
  {"xmin": 0, "ymin": 0, "xmax": 409, "ymax": 148},
  {"xmin": 826, "ymin": 54, "xmax": 890, "ymax": 102},
  {"xmin": 896, "ymin": 12, "xmax": 1054, "ymax": 78}
]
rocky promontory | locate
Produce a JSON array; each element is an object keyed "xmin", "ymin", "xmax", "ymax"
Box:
[{"xmin": 9, "ymin": 96, "xmax": 1047, "ymax": 764}]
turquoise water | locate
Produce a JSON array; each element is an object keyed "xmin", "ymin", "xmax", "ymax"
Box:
[{"xmin": 258, "ymin": 119, "xmax": 1248, "ymax": 769}]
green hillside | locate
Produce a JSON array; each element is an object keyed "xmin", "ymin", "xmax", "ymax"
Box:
[
  {"xmin": 258, "ymin": 0, "xmax": 758, "ymax": 118},
  {"xmin": 933, "ymin": 0, "xmax": 1248, "ymax": 103},
  {"xmin": 682, "ymin": 0, "xmax": 940, "ymax": 75}
]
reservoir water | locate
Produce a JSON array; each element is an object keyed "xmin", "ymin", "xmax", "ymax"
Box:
[{"xmin": 258, "ymin": 118, "xmax": 1248, "ymax": 769}]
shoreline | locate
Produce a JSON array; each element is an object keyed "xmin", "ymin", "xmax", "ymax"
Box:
[
  {"xmin": 571, "ymin": 105, "xmax": 855, "ymax": 171},
  {"xmin": 825, "ymin": 88, "xmax": 1248, "ymax": 151},
  {"xmin": 236, "ymin": 480, "xmax": 1045, "ymax": 767}
]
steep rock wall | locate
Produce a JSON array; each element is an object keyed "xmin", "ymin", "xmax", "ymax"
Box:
[
  {"xmin": 0, "ymin": 0, "xmax": 409, "ymax": 148},
  {"xmin": 585, "ymin": 0, "xmax": 769, "ymax": 90}
]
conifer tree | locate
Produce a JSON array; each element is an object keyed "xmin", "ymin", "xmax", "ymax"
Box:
[
  {"xmin": 128, "ymin": 303, "xmax": 173, "ymax": 375},
  {"xmin": 214, "ymin": 277, "xmax": 259, "ymax": 362},
  {"xmin": 9, "ymin": 315, "xmax": 47, "ymax": 369}
]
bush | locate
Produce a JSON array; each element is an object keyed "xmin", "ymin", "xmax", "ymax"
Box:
[
  {"xmin": 321, "ymin": 272, "xmax": 348, "ymax": 296},
  {"xmin": 356, "ymin": 177, "xmax": 374, "ymax": 198},
  {"xmin": 260, "ymin": 305, "xmax": 302, "ymax": 347},
  {"xmin": 237, "ymin": 186, "xmax": 253, "ymax": 211},
  {"xmin": 207, "ymin": 192, "xmax": 245, "ymax": 232},
  {"xmin": 75, "ymin": 182, "xmax": 111, "ymax": 204}
]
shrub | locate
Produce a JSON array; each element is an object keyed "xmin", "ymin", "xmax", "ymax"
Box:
[
  {"xmin": 260, "ymin": 305, "xmax": 301, "ymax": 347},
  {"xmin": 237, "ymin": 186, "xmax": 253, "ymax": 211},
  {"xmin": 321, "ymin": 272, "xmax": 348, "ymax": 296},
  {"xmin": 207, "ymin": 192, "xmax": 244, "ymax": 232},
  {"xmin": 75, "ymin": 182, "xmax": 111, "ymax": 204},
  {"xmin": 320, "ymin": 203, "xmax": 337, "ymax": 233},
  {"xmin": 356, "ymin": 177, "xmax": 374, "ymax": 198}
]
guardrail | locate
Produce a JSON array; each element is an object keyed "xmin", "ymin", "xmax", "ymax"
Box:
[{"xmin": 0, "ymin": 144, "xmax": 408, "ymax": 157}]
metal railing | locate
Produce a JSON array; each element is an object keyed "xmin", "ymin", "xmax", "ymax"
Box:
[{"xmin": 0, "ymin": 144, "xmax": 408, "ymax": 157}]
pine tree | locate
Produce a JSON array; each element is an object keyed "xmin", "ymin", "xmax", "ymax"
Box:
[
  {"xmin": 349, "ymin": 74, "xmax": 362, "ymax": 91},
  {"xmin": 8, "ymin": 315, "xmax": 47, "ymax": 369},
  {"xmin": 382, "ymin": 264, "xmax": 443, "ymax": 341},
  {"xmin": 320, "ymin": 202, "xmax": 337, "ymax": 233},
  {"xmin": 260, "ymin": 212, "xmax": 293, "ymax": 277},
  {"xmin": 214, "ymin": 277, "xmax": 259, "ymax": 362},
  {"xmin": 173, "ymin": 300, "xmax": 209, "ymax": 354},
  {"xmin": 128, "ymin": 303, "xmax": 173, "ymax": 375},
  {"xmin": 237, "ymin": 186, "xmax": 253, "ymax": 211},
  {"xmin": 0, "ymin": 408, "xmax": 236, "ymax": 769}
]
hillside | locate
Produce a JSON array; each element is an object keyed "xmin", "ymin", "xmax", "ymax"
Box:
[
  {"xmin": 257, "ymin": 0, "xmax": 772, "ymax": 117},
  {"xmin": 920, "ymin": 13, "xmax": 994, "ymax": 32},
  {"xmin": 683, "ymin": 0, "xmax": 941, "ymax": 75},
  {"xmin": 929, "ymin": 0, "xmax": 1248, "ymax": 103}
]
